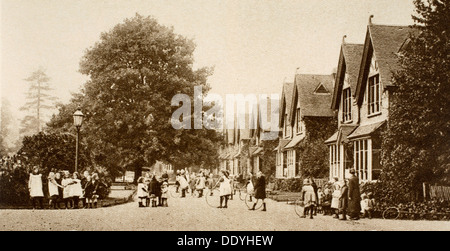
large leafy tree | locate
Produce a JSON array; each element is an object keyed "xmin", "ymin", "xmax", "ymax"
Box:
[
  {"xmin": 48, "ymin": 14, "xmax": 220, "ymax": 178},
  {"xmin": 381, "ymin": 0, "xmax": 450, "ymax": 202}
]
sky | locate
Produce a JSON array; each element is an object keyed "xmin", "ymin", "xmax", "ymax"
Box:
[{"xmin": 1, "ymin": 0, "xmax": 416, "ymax": 133}]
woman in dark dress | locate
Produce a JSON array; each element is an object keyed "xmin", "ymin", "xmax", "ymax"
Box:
[
  {"xmin": 339, "ymin": 180, "xmax": 349, "ymax": 220},
  {"xmin": 249, "ymin": 171, "xmax": 266, "ymax": 211}
]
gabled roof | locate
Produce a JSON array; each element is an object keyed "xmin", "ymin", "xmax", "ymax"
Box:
[
  {"xmin": 331, "ymin": 42, "xmax": 364, "ymax": 110},
  {"xmin": 279, "ymin": 82, "xmax": 294, "ymax": 127},
  {"xmin": 235, "ymin": 113, "xmax": 251, "ymax": 143},
  {"xmin": 289, "ymin": 74, "xmax": 334, "ymax": 120},
  {"xmin": 355, "ymin": 24, "xmax": 415, "ymax": 104},
  {"xmin": 250, "ymin": 97, "xmax": 278, "ymax": 139}
]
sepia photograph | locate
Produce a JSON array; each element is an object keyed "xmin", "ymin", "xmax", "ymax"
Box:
[{"xmin": 0, "ymin": 0, "xmax": 449, "ymax": 235}]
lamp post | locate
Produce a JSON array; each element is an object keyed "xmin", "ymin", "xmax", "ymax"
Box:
[{"xmin": 73, "ymin": 107, "xmax": 84, "ymax": 173}]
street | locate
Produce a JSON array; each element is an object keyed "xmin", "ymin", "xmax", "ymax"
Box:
[{"xmin": 1, "ymin": 192, "xmax": 449, "ymax": 231}]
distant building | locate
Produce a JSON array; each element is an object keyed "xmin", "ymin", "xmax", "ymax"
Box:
[{"xmin": 275, "ymin": 74, "xmax": 336, "ymax": 179}]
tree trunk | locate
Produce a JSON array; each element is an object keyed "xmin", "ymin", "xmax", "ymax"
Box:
[{"xmin": 37, "ymin": 79, "xmax": 41, "ymax": 133}]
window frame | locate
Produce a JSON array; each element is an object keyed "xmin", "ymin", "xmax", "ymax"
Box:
[
  {"xmin": 368, "ymin": 74, "xmax": 381, "ymax": 116},
  {"xmin": 296, "ymin": 108, "xmax": 302, "ymax": 134},
  {"xmin": 342, "ymin": 88, "xmax": 352, "ymax": 122}
]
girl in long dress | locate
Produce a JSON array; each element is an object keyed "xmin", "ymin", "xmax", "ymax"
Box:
[
  {"xmin": 161, "ymin": 180, "xmax": 169, "ymax": 207},
  {"xmin": 62, "ymin": 171, "xmax": 73, "ymax": 209},
  {"xmin": 70, "ymin": 172, "xmax": 83, "ymax": 209},
  {"xmin": 136, "ymin": 177, "xmax": 148, "ymax": 207},
  {"xmin": 217, "ymin": 170, "xmax": 231, "ymax": 208},
  {"xmin": 331, "ymin": 177, "xmax": 341, "ymax": 218},
  {"xmin": 48, "ymin": 172, "xmax": 64, "ymax": 209},
  {"xmin": 300, "ymin": 178, "xmax": 317, "ymax": 219},
  {"xmin": 249, "ymin": 171, "xmax": 267, "ymax": 212},
  {"xmin": 28, "ymin": 166, "xmax": 44, "ymax": 209},
  {"xmin": 177, "ymin": 171, "xmax": 189, "ymax": 198},
  {"xmin": 196, "ymin": 172, "xmax": 206, "ymax": 198}
]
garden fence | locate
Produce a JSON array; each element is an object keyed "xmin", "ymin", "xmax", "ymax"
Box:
[{"xmin": 424, "ymin": 183, "xmax": 450, "ymax": 201}]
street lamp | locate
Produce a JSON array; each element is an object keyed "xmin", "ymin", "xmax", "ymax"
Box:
[{"xmin": 73, "ymin": 107, "xmax": 84, "ymax": 173}]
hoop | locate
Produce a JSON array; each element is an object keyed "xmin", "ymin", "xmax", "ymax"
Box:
[
  {"xmin": 383, "ymin": 207, "xmax": 400, "ymax": 220},
  {"xmin": 245, "ymin": 193, "xmax": 263, "ymax": 210},
  {"xmin": 294, "ymin": 199, "xmax": 305, "ymax": 218},
  {"xmin": 169, "ymin": 185, "xmax": 181, "ymax": 198},
  {"xmin": 205, "ymin": 188, "xmax": 221, "ymax": 208}
]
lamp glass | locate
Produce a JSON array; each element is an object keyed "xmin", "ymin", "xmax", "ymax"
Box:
[{"xmin": 73, "ymin": 110, "xmax": 84, "ymax": 127}]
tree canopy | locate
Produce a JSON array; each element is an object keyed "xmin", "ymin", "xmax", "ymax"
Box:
[
  {"xmin": 380, "ymin": 0, "xmax": 450, "ymax": 202},
  {"xmin": 48, "ymin": 14, "xmax": 221, "ymax": 177}
]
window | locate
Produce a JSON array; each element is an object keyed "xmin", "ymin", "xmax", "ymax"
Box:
[
  {"xmin": 284, "ymin": 114, "xmax": 291, "ymax": 138},
  {"xmin": 342, "ymin": 88, "xmax": 352, "ymax": 122},
  {"xmin": 296, "ymin": 108, "xmax": 302, "ymax": 134},
  {"xmin": 283, "ymin": 152, "xmax": 288, "ymax": 177},
  {"xmin": 368, "ymin": 74, "xmax": 381, "ymax": 115},
  {"xmin": 287, "ymin": 150, "xmax": 295, "ymax": 177},
  {"xmin": 354, "ymin": 139, "xmax": 371, "ymax": 181},
  {"xmin": 330, "ymin": 144, "xmax": 340, "ymax": 178},
  {"xmin": 276, "ymin": 152, "xmax": 282, "ymax": 177}
]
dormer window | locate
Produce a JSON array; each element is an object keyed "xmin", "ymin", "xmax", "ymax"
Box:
[
  {"xmin": 342, "ymin": 88, "xmax": 352, "ymax": 122},
  {"xmin": 284, "ymin": 114, "xmax": 291, "ymax": 138},
  {"xmin": 368, "ymin": 74, "xmax": 381, "ymax": 115},
  {"xmin": 296, "ymin": 108, "xmax": 302, "ymax": 134}
]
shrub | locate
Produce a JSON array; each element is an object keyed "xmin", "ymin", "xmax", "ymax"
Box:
[
  {"xmin": 273, "ymin": 178, "xmax": 303, "ymax": 192},
  {"xmin": 0, "ymin": 166, "xmax": 30, "ymax": 205}
]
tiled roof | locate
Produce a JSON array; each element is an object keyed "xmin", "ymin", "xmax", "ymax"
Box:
[
  {"xmin": 325, "ymin": 125, "xmax": 358, "ymax": 144},
  {"xmin": 291, "ymin": 74, "xmax": 335, "ymax": 118},
  {"xmin": 343, "ymin": 43, "xmax": 364, "ymax": 95},
  {"xmin": 347, "ymin": 121, "xmax": 385, "ymax": 140},
  {"xmin": 370, "ymin": 25, "xmax": 414, "ymax": 87},
  {"xmin": 324, "ymin": 131, "xmax": 338, "ymax": 144},
  {"xmin": 236, "ymin": 113, "xmax": 252, "ymax": 141},
  {"xmin": 279, "ymin": 82, "xmax": 295, "ymax": 127},
  {"xmin": 284, "ymin": 134, "xmax": 305, "ymax": 149},
  {"xmin": 250, "ymin": 147, "xmax": 264, "ymax": 156},
  {"xmin": 250, "ymin": 97, "xmax": 279, "ymax": 139},
  {"xmin": 273, "ymin": 139, "xmax": 291, "ymax": 152},
  {"xmin": 332, "ymin": 43, "xmax": 364, "ymax": 110},
  {"xmin": 356, "ymin": 24, "xmax": 415, "ymax": 104}
]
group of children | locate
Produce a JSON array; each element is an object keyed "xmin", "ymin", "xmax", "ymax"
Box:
[
  {"xmin": 174, "ymin": 169, "xmax": 216, "ymax": 198},
  {"xmin": 137, "ymin": 173, "xmax": 169, "ymax": 207},
  {"xmin": 28, "ymin": 166, "xmax": 103, "ymax": 209},
  {"xmin": 300, "ymin": 178, "xmax": 376, "ymax": 219}
]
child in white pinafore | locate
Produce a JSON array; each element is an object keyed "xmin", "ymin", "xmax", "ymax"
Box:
[
  {"xmin": 70, "ymin": 172, "xmax": 83, "ymax": 209},
  {"xmin": 28, "ymin": 166, "xmax": 44, "ymax": 209},
  {"xmin": 218, "ymin": 171, "xmax": 231, "ymax": 208},
  {"xmin": 62, "ymin": 171, "xmax": 73, "ymax": 209},
  {"xmin": 137, "ymin": 177, "xmax": 148, "ymax": 207},
  {"xmin": 161, "ymin": 180, "xmax": 169, "ymax": 207},
  {"xmin": 48, "ymin": 172, "xmax": 63, "ymax": 209}
]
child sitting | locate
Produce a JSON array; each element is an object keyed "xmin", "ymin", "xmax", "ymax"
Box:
[
  {"xmin": 321, "ymin": 188, "xmax": 332, "ymax": 215},
  {"xmin": 361, "ymin": 193, "xmax": 375, "ymax": 219}
]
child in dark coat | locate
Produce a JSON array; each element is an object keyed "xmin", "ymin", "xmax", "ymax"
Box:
[{"xmin": 149, "ymin": 176, "xmax": 159, "ymax": 207}]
